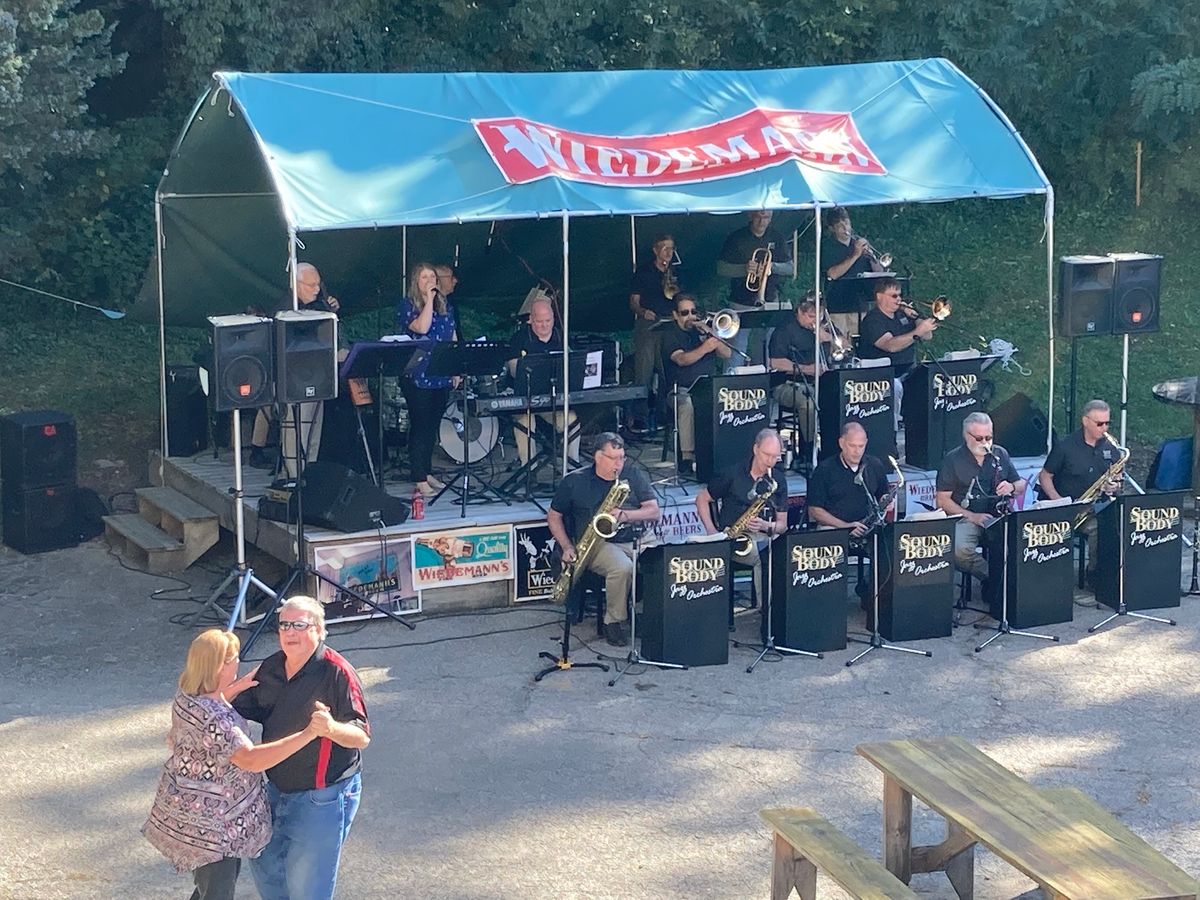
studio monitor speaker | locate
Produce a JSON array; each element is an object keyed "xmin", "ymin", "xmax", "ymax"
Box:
[
  {"xmin": 1110, "ymin": 252, "xmax": 1162, "ymax": 334},
  {"xmin": 301, "ymin": 461, "xmax": 408, "ymax": 532},
  {"xmin": 1058, "ymin": 256, "xmax": 1113, "ymax": 337},
  {"xmin": 991, "ymin": 392, "xmax": 1050, "ymax": 458},
  {"xmin": 275, "ymin": 310, "xmax": 338, "ymax": 404},
  {"xmin": 1, "ymin": 410, "xmax": 77, "ymax": 492},
  {"xmin": 208, "ymin": 315, "xmax": 274, "ymax": 411}
]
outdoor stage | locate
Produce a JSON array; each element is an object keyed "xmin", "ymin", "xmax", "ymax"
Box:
[{"xmin": 151, "ymin": 440, "xmax": 1049, "ymax": 623}]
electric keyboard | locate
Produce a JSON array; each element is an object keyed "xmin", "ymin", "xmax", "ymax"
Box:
[{"xmin": 470, "ymin": 385, "xmax": 647, "ymax": 415}]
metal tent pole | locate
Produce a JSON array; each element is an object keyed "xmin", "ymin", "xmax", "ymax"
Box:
[
  {"xmin": 1045, "ymin": 191, "xmax": 1055, "ymax": 452},
  {"xmin": 154, "ymin": 191, "xmax": 169, "ymax": 478}
]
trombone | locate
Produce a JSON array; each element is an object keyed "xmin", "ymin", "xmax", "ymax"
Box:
[
  {"xmin": 694, "ymin": 308, "xmax": 741, "ymax": 340},
  {"xmin": 901, "ymin": 294, "xmax": 952, "ymax": 322}
]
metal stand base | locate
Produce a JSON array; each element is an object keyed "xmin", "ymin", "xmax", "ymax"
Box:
[
  {"xmin": 192, "ymin": 564, "xmax": 277, "ymax": 629},
  {"xmin": 746, "ymin": 638, "xmax": 822, "ymax": 674},
  {"xmin": 536, "ymin": 651, "xmax": 609, "ymax": 681},
  {"xmin": 846, "ymin": 630, "xmax": 932, "ymax": 667},
  {"xmin": 1088, "ymin": 604, "xmax": 1177, "ymax": 634},
  {"xmin": 607, "ymin": 649, "xmax": 686, "ymax": 686},
  {"xmin": 974, "ymin": 619, "xmax": 1060, "ymax": 652}
]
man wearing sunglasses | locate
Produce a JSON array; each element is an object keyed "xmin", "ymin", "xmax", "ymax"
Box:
[
  {"xmin": 661, "ymin": 293, "xmax": 732, "ymax": 475},
  {"xmin": 1037, "ymin": 399, "xmax": 1117, "ymax": 583},
  {"xmin": 935, "ymin": 412, "xmax": 1026, "ymax": 588}
]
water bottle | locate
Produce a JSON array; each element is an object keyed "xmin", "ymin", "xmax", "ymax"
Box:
[{"xmin": 411, "ymin": 487, "xmax": 424, "ymax": 521}]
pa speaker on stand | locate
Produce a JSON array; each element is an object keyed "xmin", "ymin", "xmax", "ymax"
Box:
[
  {"xmin": 1110, "ymin": 252, "xmax": 1162, "ymax": 335},
  {"xmin": 209, "ymin": 315, "xmax": 275, "ymax": 412}
]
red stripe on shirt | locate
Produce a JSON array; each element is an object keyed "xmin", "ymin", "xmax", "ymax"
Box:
[
  {"xmin": 315, "ymin": 737, "xmax": 332, "ymax": 789},
  {"xmin": 323, "ymin": 647, "xmax": 371, "ymax": 736}
]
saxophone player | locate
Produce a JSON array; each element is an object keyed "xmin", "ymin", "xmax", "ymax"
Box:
[
  {"xmin": 1037, "ymin": 399, "xmax": 1118, "ymax": 585},
  {"xmin": 548, "ymin": 433, "xmax": 660, "ymax": 647},
  {"xmin": 695, "ymin": 428, "xmax": 789, "ymax": 635},
  {"xmin": 806, "ymin": 423, "xmax": 892, "ymax": 538}
]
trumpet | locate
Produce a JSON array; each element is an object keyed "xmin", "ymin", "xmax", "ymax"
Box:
[
  {"xmin": 902, "ymin": 295, "xmax": 952, "ymax": 322},
  {"xmin": 693, "ymin": 308, "xmax": 741, "ymax": 340},
  {"xmin": 745, "ymin": 243, "xmax": 774, "ymax": 305},
  {"xmin": 852, "ymin": 233, "xmax": 892, "ymax": 269}
]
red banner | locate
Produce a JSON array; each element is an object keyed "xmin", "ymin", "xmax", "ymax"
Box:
[{"xmin": 472, "ymin": 107, "xmax": 886, "ymax": 187}]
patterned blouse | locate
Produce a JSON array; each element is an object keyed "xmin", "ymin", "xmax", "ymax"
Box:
[
  {"xmin": 398, "ymin": 296, "xmax": 458, "ymax": 389},
  {"xmin": 143, "ymin": 692, "xmax": 271, "ymax": 873}
]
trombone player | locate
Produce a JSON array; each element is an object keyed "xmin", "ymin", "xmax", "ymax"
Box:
[
  {"xmin": 767, "ymin": 297, "xmax": 833, "ymax": 453},
  {"xmin": 662, "ymin": 294, "xmax": 733, "ymax": 476},
  {"xmin": 1037, "ymin": 400, "xmax": 1120, "ymax": 586},
  {"xmin": 716, "ymin": 210, "xmax": 794, "ymax": 366}
]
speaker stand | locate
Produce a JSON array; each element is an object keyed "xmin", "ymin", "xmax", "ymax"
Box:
[
  {"xmin": 240, "ymin": 406, "xmax": 416, "ymax": 655},
  {"xmin": 190, "ymin": 410, "xmax": 279, "ymax": 629}
]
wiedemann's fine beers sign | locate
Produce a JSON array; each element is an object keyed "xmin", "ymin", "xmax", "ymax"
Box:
[
  {"xmin": 931, "ymin": 371, "xmax": 979, "ymax": 413},
  {"xmin": 717, "ymin": 386, "xmax": 768, "ymax": 429},
  {"xmin": 669, "ymin": 554, "xmax": 726, "ymax": 601},
  {"xmin": 1129, "ymin": 504, "xmax": 1181, "ymax": 548},
  {"xmin": 843, "ymin": 378, "xmax": 891, "ymax": 421},
  {"xmin": 791, "ymin": 543, "xmax": 845, "ymax": 588},
  {"xmin": 1021, "ymin": 520, "xmax": 1073, "ymax": 564},
  {"xmin": 897, "ymin": 532, "xmax": 952, "ymax": 578}
]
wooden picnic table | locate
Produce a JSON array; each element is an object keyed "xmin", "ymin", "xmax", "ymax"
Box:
[{"xmin": 856, "ymin": 736, "xmax": 1197, "ymax": 900}]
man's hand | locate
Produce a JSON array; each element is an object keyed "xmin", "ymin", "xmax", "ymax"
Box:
[
  {"xmin": 309, "ymin": 701, "xmax": 334, "ymax": 737},
  {"xmin": 326, "ymin": 295, "xmax": 341, "ymax": 313},
  {"xmin": 852, "ymin": 237, "xmax": 869, "ymax": 256},
  {"xmin": 966, "ymin": 511, "xmax": 992, "ymax": 527},
  {"xmin": 915, "ymin": 318, "xmax": 938, "ymax": 338},
  {"xmin": 849, "ymin": 521, "xmax": 869, "ymax": 538},
  {"xmin": 642, "ymin": 309, "xmax": 658, "ymax": 321},
  {"xmin": 560, "ymin": 545, "xmax": 576, "ymax": 564},
  {"xmin": 995, "ymin": 480, "xmax": 1015, "ymax": 497}
]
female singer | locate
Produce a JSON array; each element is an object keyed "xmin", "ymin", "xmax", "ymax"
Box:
[{"xmin": 398, "ymin": 262, "xmax": 458, "ymax": 497}]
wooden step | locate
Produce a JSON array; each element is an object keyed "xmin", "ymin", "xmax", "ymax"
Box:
[
  {"xmin": 135, "ymin": 486, "xmax": 219, "ymax": 569},
  {"xmin": 103, "ymin": 514, "xmax": 187, "ymax": 575}
]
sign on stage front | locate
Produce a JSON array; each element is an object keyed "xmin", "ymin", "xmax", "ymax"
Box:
[
  {"xmin": 411, "ymin": 525, "xmax": 515, "ymax": 590},
  {"xmin": 311, "ymin": 538, "xmax": 421, "ymax": 623}
]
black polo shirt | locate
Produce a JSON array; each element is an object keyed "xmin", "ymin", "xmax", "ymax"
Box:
[
  {"xmin": 936, "ymin": 443, "xmax": 1020, "ymax": 513},
  {"xmin": 507, "ymin": 325, "xmax": 562, "ymax": 361},
  {"xmin": 662, "ymin": 324, "xmax": 719, "ymax": 390},
  {"xmin": 707, "ymin": 462, "xmax": 789, "ymax": 530},
  {"xmin": 629, "ymin": 261, "xmax": 678, "ymax": 319},
  {"xmin": 858, "ymin": 306, "xmax": 918, "ymax": 370},
  {"xmin": 821, "ymin": 235, "xmax": 873, "ymax": 280},
  {"xmin": 233, "ymin": 643, "xmax": 369, "ymax": 793},
  {"xmin": 550, "ymin": 463, "xmax": 656, "ymax": 544},
  {"xmin": 1043, "ymin": 428, "xmax": 1116, "ymax": 500},
  {"xmin": 807, "ymin": 453, "xmax": 889, "ymax": 523},
  {"xmin": 767, "ymin": 317, "xmax": 817, "ymax": 368},
  {"xmin": 719, "ymin": 225, "xmax": 793, "ymax": 306}
]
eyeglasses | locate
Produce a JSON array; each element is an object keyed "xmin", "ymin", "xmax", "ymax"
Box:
[
  {"xmin": 679, "ymin": 309, "xmax": 697, "ymax": 316},
  {"xmin": 883, "ymin": 292, "xmax": 902, "ymax": 299},
  {"xmin": 967, "ymin": 433, "xmax": 994, "ymax": 442},
  {"xmin": 278, "ymin": 620, "xmax": 316, "ymax": 632},
  {"xmin": 1089, "ymin": 419, "xmax": 1110, "ymax": 427}
]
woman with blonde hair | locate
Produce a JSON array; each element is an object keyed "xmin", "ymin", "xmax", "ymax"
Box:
[
  {"xmin": 143, "ymin": 629, "xmax": 322, "ymax": 900},
  {"xmin": 398, "ymin": 261, "xmax": 459, "ymax": 497}
]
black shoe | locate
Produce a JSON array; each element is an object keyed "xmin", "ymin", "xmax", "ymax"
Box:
[
  {"xmin": 248, "ymin": 447, "xmax": 272, "ymax": 469},
  {"xmin": 679, "ymin": 458, "xmax": 695, "ymax": 476},
  {"xmin": 605, "ymin": 621, "xmax": 630, "ymax": 647}
]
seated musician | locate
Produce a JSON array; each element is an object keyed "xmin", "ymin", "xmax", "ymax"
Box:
[
  {"xmin": 820, "ymin": 207, "xmax": 884, "ymax": 339},
  {"xmin": 935, "ymin": 412, "xmax": 1026, "ymax": 589},
  {"xmin": 767, "ymin": 297, "xmax": 832, "ymax": 446},
  {"xmin": 1037, "ymin": 399, "xmax": 1117, "ymax": 585},
  {"xmin": 628, "ymin": 233, "xmax": 680, "ymax": 432},
  {"xmin": 715, "ymin": 210, "xmax": 795, "ymax": 365},
  {"xmin": 547, "ymin": 432, "xmax": 660, "ymax": 647},
  {"xmin": 806, "ymin": 423, "xmax": 891, "ymax": 538},
  {"xmin": 506, "ymin": 297, "xmax": 580, "ymax": 467},
  {"xmin": 662, "ymin": 294, "xmax": 732, "ymax": 476},
  {"xmin": 856, "ymin": 277, "xmax": 937, "ymax": 426},
  {"xmin": 695, "ymin": 428, "xmax": 789, "ymax": 634}
]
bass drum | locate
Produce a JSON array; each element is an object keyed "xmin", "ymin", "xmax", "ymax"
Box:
[{"xmin": 439, "ymin": 401, "xmax": 499, "ymax": 464}]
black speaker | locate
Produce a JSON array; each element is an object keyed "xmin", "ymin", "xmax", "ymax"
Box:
[
  {"xmin": 275, "ymin": 310, "xmax": 338, "ymax": 404},
  {"xmin": 301, "ymin": 461, "xmax": 408, "ymax": 532},
  {"xmin": 991, "ymin": 392, "xmax": 1050, "ymax": 458},
  {"xmin": 1110, "ymin": 252, "xmax": 1162, "ymax": 334},
  {"xmin": 1058, "ymin": 255, "xmax": 1113, "ymax": 337},
  {"xmin": 209, "ymin": 315, "xmax": 274, "ymax": 411},
  {"xmin": 1, "ymin": 410, "xmax": 77, "ymax": 492},
  {"xmin": 2, "ymin": 484, "xmax": 79, "ymax": 553},
  {"xmin": 165, "ymin": 365, "xmax": 209, "ymax": 457}
]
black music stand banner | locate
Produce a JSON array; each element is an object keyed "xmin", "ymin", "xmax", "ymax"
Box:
[
  {"xmin": 1096, "ymin": 491, "xmax": 1187, "ymax": 611},
  {"xmin": 640, "ymin": 540, "xmax": 732, "ymax": 667},
  {"xmin": 691, "ymin": 373, "xmax": 770, "ymax": 483},
  {"xmin": 982, "ymin": 503, "xmax": 1084, "ymax": 628},
  {"xmin": 877, "ymin": 516, "xmax": 956, "ymax": 641},
  {"xmin": 817, "ymin": 366, "xmax": 896, "ymax": 459},
  {"xmin": 771, "ymin": 528, "xmax": 851, "ymax": 652},
  {"xmin": 903, "ymin": 358, "xmax": 987, "ymax": 470}
]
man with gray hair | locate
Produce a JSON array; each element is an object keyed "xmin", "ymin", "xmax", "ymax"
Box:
[
  {"xmin": 1038, "ymin": 399, "xmax": 1117, "ymax": 583},
  {"xmin": 935, "ymin": 412, "xmax": 1026, "ymax": 586}
]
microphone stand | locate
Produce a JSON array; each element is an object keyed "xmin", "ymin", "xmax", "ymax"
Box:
[
  {"xmin": 746, "ymin": 517, "xmax": 823, "ymax": 673},
  {"xmin": 1189, "ymin": 494, "xmax": 1200, "ymax": 596}
]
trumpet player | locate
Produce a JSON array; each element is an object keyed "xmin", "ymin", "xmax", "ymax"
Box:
[
  {"xmin": 716, "ymin": 210, "xmax": 794, "ymax": 366},
  {"xmin": 628, "ymin": 233, "xmax": 681, "ymax": 432},
  {"xmin": 548, "ymin": 433, "xmax": 660, "ymax": 647},
  {"xmin": 1037, "ymin": 400, "xmax": 1118, "ymax": 585},
  {"xmin": 695, "ymin": 428, "xmax": 789, "ymax": 636},
  {"xmin": 767, "ymin": 298, "xmax": 833, "ymax": 448},
  {"xmin": 858, "ymin": 277, "xmax": 938, "ymax": 428},
  {"xmin": 822, "ymin": 207, "xmax": 886, "ymax": 339},
  {"xmin": 662, "ymin": 294, "xmax": 733, "ymax": 476}
]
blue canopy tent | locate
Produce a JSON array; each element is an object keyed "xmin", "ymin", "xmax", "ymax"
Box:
[{"xmin": 155, "ymin": 59, "xmax": 1054, "ymax": 469}]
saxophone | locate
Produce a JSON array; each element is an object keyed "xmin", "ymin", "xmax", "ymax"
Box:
[
  {"xmin": 725, "ymin": 474, "xmax": 778, "ymax": 559},
  {"xmin": 1072, "ymin": 432, "xmax": 1130, "ymax": 529},
  {"xmin": 859, "ymin": 455, "xmax": 903, "ymax": 533},
  {"xmin": 551, "ymin": 477, "xmax": 631, "ymax": 604}
]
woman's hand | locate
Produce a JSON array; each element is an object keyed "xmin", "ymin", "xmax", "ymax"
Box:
[{"xmin": 224, "ymin": 664, "xmax": 260, "ymax": 700}]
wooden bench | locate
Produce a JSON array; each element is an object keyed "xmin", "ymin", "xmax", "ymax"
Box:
[{"xmin": 760, "ymin": 807, "xmax": 918, "ymax": 900}]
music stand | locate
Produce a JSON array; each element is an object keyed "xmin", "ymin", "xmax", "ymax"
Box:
[
  {"xmin": 1088, "ymin": 494, "xmax": 1180, "ymax": 635},
  {"xmin": 608, "ymin": 528, "xmax": 687, "ymax": 686},
  {"xmin": 974, "ymin": 512, "xmax": 1062, "ymax": 652},
  {"xmin": 744, "ymin": 525, "xmax": 824, "ymax": 673},
  {"xmin": 426, "ymin": 341, "xmax": 512, "ymax": 517},
  {"xmin": 339, "ymin": 340, "xmax": 431, "ymax": 484}
]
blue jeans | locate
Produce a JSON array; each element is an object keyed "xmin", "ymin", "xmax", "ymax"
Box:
[{"xmin": 251, "ymin": 773, "xmax": 362, "ymax": 900}]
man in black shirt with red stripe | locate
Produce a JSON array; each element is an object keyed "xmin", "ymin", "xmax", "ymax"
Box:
[{"xmin": 233, "ymin": 596, "xmax": 369, "ymax": 900}]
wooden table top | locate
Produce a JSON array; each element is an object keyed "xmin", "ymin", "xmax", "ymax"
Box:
[{"xmin": 856, "ymin": 736, "xmax": 1197, "ymax": 900}]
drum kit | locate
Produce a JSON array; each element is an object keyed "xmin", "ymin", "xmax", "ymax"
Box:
[{"xmin": 383, "ymin": 373, "xmax": 507, "ymax": 467}]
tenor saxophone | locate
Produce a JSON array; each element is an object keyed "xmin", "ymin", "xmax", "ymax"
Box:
[
  {"xmin": 725, "ymin": 474, "xmax": 778, "ymax": 559},
  {"xmin": 551, "ymin": 478, "xmax": 631, "ymax": 604},
  {"xmin": 1072, "ymin": 433, "xmax": 1129, "ymax": 529}
]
